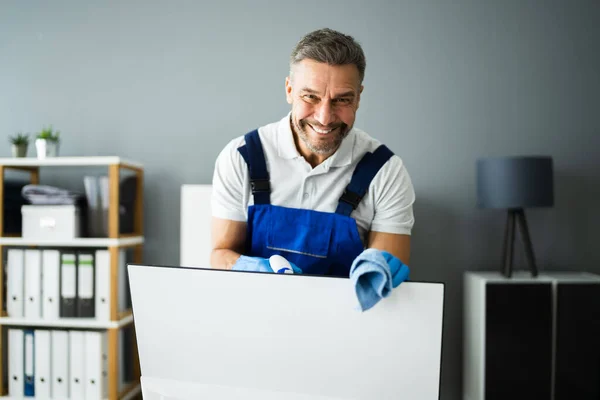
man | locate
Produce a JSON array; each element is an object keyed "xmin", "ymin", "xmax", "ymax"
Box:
[{"xmin": 210, "ymin": 28, "xmax": 415, "ymax": 279}]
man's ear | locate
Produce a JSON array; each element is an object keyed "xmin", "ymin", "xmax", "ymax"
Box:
[{"xmin": 285, "ymin": 76, "xmax": 293, "ymax": 104}]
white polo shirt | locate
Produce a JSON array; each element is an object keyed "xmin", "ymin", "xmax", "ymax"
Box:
[{"xmin": 211, "ymin": 113, "xmax": 415, "ymax": 244}]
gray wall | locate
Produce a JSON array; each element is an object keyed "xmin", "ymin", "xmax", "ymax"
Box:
[{"xmin": 2, "ymin": 1, "xmax": 599, "ymax": 398}]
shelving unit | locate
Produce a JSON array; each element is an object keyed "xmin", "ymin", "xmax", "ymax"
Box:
[{"xmin": 0, "ymin": 156, "xmax": 144, "ymax": 400}]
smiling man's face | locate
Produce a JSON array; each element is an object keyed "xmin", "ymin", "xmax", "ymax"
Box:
[{"xmin": 286, "ymin": 59, "xmax": 363, "ymax": 164}]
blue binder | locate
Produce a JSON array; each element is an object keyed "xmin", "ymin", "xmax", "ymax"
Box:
[{"xmin": 23, "ymin": 329, "xmax": 35, "ymax": 396}]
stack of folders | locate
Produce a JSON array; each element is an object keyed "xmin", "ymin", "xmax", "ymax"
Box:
[
  {"xmin": 6, "ymin": 248, "xmax": 130, "ymax": 320},
  {"xmin": 7, "ymin": 328, "xmax": 133, "ymax": 399}
]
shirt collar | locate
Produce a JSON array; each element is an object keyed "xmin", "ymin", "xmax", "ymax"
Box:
[
  {"xmin": 277, "ymin": 112, "xmax": 356, "ymax": 168},
  {"xmin": 326, "ymin": 128, "xmax": 355, "ymax": 168}
]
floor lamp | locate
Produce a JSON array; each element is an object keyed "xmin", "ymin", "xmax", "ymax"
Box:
[{"xmin": 476, "ymin": 156, "xmax": 554, "ymax": 278}]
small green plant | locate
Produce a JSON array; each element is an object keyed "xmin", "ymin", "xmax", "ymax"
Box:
[
  {"xmin": 9, "ymin": 132, "xmax": 30, "ymax": 145},
  {"xmin": 37, "ymin": 126, "xmax": 60, "ymax": 142}
]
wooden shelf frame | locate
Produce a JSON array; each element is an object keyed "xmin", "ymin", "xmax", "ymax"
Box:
[{"xmin": 0, "ymin": 157, "xmax": 144, "ymax": 399}]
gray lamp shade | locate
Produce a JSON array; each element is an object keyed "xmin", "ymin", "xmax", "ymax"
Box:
[{"xmin": 476, "ymin": 156, "xmax": 554, "ymax": 209}]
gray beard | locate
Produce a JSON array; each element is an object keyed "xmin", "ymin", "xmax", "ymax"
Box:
[{"xmin": 292, "ymin": 116, "xmax": 350, "ymax": 155}]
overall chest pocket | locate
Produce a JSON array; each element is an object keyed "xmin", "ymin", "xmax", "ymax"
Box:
[{"xmin": 265, "ymin": 209, "xmax": 333, "ymax": 259}]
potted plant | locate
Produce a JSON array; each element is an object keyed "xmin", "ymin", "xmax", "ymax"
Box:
[
  {"xmin": 35, "ymin": 126, "xmax": 61, "ymax": 159},
  {"xmin": 9, "ymin": 132, "xmax": 30, "ymax": 157}
]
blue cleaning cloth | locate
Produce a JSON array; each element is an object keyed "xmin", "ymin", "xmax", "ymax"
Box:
[
  {"xmin": 232, "ymin": 255, "xmax": 303, "ymax": 274},
  {"xmin": 349, "ymin": 248, "xmax": 410, "ymax": 311},
  {"xmin": 232, "ymin": 255, "xmax": 272, "ymax": 272}
]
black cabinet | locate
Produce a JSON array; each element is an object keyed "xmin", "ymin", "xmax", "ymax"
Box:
[{"xmin": 463, "ymin": 271, "xmax": 600, "ymax": 400}]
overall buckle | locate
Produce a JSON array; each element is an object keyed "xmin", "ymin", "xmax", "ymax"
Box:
[
  {"xmin": 340, "ymin": 189, "xmax": 362, "ymax": 209},
  {"xmin": 251, "ymin": 178, "xmax": 270, "ymax": 193}
]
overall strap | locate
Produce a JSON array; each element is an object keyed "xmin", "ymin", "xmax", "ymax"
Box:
[
  {"xmin": 237, "ymin": 129, "xmax": 271, "ymax": 205},
  {"xmin": 335, "ymin": 145, "xmax": 394, "ymax": 216}
]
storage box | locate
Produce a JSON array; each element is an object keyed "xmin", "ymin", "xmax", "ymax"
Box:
[{"xmin": 22, "ymin": 205, "xmax": 81, "ymax": 240}]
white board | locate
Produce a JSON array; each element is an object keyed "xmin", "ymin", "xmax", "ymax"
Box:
[
  {"xmin": 129, "ymin": 265, "xmax": 445, "ymax": 400},
  {"xmin": 180, "ymin": 184, "xmax": 212, "ymax": 267}
]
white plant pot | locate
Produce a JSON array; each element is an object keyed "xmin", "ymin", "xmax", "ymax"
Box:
[{"xmin": 35, "ymin": 139, "xmax": 60, "ymax": 159}]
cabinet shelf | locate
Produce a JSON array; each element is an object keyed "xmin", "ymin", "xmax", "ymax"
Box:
[
  {"xmin": 0, "ymin": 156, "xmax": 142, "ymax": 169},
  {"xmin": 0, "ymin": 312, "xmax": 133, "ymax": 329},
  {"xmin": 0, "ymin": 382, "xmax": 140, "ymax": 400},
  {"xmin": 0, "ymin": 236, "xmax": 144, "ymax": 247}
]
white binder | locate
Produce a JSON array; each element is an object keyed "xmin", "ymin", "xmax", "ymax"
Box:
[
  {"xmin": 42, "ymin": 250, "xmax": 61, "ymax": 320},
  {"xmin": 24, "ymin": 329, "xmax": 35, "ymax": 396},
  {"xmin": 95, "ymin": 249, "xmax": 127, "ymax": 321},
  {"xmin": 7, "ymin": 249, "xmax": 25, "ymax": 318},
  {"xmin": 24, "ymin": 249, "xmax": 42, "ymax": 318},
  {"xmin": 34, "ymin": 329, "xmax": 52, "ymax": 398},
  {"xmin": 95, "ymin": 250, "xmax": 110, "ymax": 321},
  {"xmin": 85, "ymin": 331, "xmax": 108, "ymax": 399},
  {"xmin": 69, "ymin": 330, "xmax": 86, "ymax": 399},
  {"xmin": 8, "ymin": 328, "xmax": 24, "ymax": 397},
  {"xmin": 51, "ymin": 330, "xmax": 70, "ymax": 398}
]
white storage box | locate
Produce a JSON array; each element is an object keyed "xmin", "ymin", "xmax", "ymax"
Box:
[{"xmin": 22, "ymin": 205, "xmax": 81, "ymax": 240}]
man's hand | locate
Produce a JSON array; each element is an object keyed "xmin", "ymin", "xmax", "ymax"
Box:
[
  {"xmin": 210, "ymin": 217, "xmax": 247, "ymax": 269},
  {"xmin": 350, "ymin": 248, "xmax": 410, "ymax": 311},
  {"xmin": 380, "ymin": 250, "xmax": 410, "ymax": 287}
]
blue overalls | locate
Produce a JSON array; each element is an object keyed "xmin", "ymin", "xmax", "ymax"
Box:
[{"xmin": 238, "ymin": 129, "xmax": 394, "ymax": 277}]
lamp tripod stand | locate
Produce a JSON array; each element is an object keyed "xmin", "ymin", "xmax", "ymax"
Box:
[{"xmin": 502, "ymin": 208, "xmax": 538, "ymax": 278}]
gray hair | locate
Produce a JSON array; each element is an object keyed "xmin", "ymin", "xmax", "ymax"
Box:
[{"xmin": 289, "ymin": 28, "xmax": 366, "ymax": 83}]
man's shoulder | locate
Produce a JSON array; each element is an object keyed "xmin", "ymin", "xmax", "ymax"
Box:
[
  {"xmin": 219, "ymin": 135, "xmax": 246, "ymax": 157},
  {"xmin": 352, "ymin": 127, "xmax": 382, "ymax": 153},
  {"xmin": 351, "ymin": 127, "xmax": 406, "ymax": 169}
]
